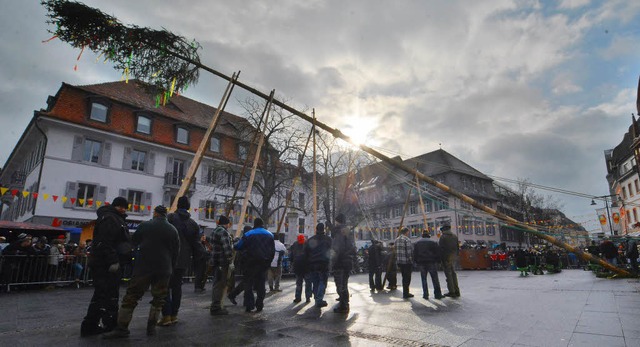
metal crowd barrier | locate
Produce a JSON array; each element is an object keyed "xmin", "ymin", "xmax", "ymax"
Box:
[{"xmin": 1, "ymin": 254, "xmax": 91, "ymax": 292}]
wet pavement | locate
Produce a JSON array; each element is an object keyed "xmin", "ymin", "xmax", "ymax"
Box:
[{"xmin": 0, "ymin": 269, "xmax": 638, "ymax": 346}]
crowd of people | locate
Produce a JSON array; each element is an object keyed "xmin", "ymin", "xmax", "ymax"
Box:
[{"xmin": 0, "ymin": 232, "xmax": 91, "ymax": 290}]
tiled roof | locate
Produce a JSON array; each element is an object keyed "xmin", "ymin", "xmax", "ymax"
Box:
[
  {"xmin": 73, "ymin": 80, "xmax": 252, "ymax": 137},
  {"xmin": 405, "ymin": 149, "xmax": 492, "ymax": 181}
]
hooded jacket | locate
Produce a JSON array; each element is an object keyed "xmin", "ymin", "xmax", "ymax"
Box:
[
  {"xmin": 413, "ymin": 237, "xmax": 441, "ymax": 264},
  {"xmin": 89, "ymin": 205, "xmax": 130, "ymax": 267},
  {"xmin": 330, "ymin": 223, "xmax": 356, "ymax": 271},
  {"xmin": 168, "ymin": 209, "xmax": 203, "ymax": 269},
  {"xmin": 438, "ymin": 229, "xmax": 459, "ymax": 258},
  {"xmin": 304, "ymin": 232, "xmax": 332, "ymax": 271},
  {"xmin": 131, "ymin": 215, "xmax": 180, "ymax": 276}
]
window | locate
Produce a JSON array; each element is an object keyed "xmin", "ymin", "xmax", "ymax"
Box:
[
  {"xmin": 127, "ymin": 190, "xmax": 144, "ymax": 212},
  {"xmin": 629, "ymin": 183, "xmax": 634, "ymax": 197},
  {"xmin": 204, "ymin": 200, "xmax": 216, "ymax": 220},
  {"xmin": 409, "ymin": 202, "xmax": 417, "ymax": 215},
  {"xmin": 486, "ymin": 220, "xmax": 496, "ymax": 236},
  {"xmin": 205, "ymin": 166, "xmax": 217, "ymax": 185},
  {"xmin": 635, "ymin": 179, "xmax": 639, "ymax": 194},
  {"xmin": 176, "ymin": 127, "xmax": 189, "ymax": 144},
  {"xmin": 298, "ymin": 193, "xmax": 305, "ymax": 209},
  {"xmin": 131, "ymin": 150, "xmax": 146, "ymax": 171},
  {"xmin": 622, "ymin": 187, "xmax": 627, "ymax": 199},
  {"xmin": 298, "ymin": 218, "xmax": 306, "ymax": 233},
  {"xmin": 634, "ymin": 208, "xmax": 638, "ymax": 223},
  {"xmin": 238, "ymin": 144, "xmax": 248, "ymax": 161},
  {"xmin": 210, "ymin": 137, "xmax": 221, "ymax": 152},
  {"xmin": 83, "ymin": 139, "xmax": 102, "ymax": 163},
  {"xmin": 90, "ymin": 102, "xmax": 108, "ymax": 122},
  {"xmin": 136, "ymin": 115, "xmax": 152, "ymax": 134},
  {"xmin": 392, "ymin": 205, "xmax": 401, "ymax": 218},
  {"xmin": 76, "ymin": 183, "xmax": 96, "ymax": 208}
]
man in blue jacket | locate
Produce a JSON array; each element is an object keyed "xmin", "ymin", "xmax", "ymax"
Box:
[
  {"xmin": 234, "ymin": 218, "xmax": 275, "ymax": 313},
  {"xmin": 413, "ymin": 231, "xmax": 443, "ymax": 300}
]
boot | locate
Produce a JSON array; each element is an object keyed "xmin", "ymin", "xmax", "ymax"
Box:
[
  {"xmin": 147, "ymin": 307, "xmax": 162, "ymax": 336},
  {"xmin": 157, "ymin": 315, "xmax": 173, "ymax": 327},
  {"xmin": 80, "ymin": 319, "xmax": 103, "ymax": 337},
  {"xmin": 102, "ymin": 307, "xmax": 133, "ymax": 339}
]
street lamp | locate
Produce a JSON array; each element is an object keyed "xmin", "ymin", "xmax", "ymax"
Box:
[{"xmin": 591, "ymin": 195, "xmax": 617, "ymax": 236}]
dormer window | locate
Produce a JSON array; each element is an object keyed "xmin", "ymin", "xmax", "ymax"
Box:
[
  {"xmin": 238, "ymin": 144, "xmax": 248, "ymax": 161},
  {"xmin": 90, "ymin": 102, "xmax": 108, "ymax": 122},
  {"xmin": 176, "ymin": 127, "xmax": 189, "ymax": 144},
  {"xmin": 136, "ymin": 115, "xmax": 152, "ymax": 134}
]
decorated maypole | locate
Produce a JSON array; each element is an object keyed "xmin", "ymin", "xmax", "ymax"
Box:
[{"xmin": 42, "ymin": 0, "xmax": 632, "ymax": 277}]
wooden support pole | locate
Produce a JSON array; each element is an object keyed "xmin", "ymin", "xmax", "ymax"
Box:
[
  {"xmin": 415, "ymin": 173, "xmax": 429, "ymax": 234},
  {"xmin": 312, "ymin": 110, "xmax": 318, "ymax": 234},
  {"xmin": 234, "ymin": 90, "xmax": 275, "ymax": 238},
  {"xmin": 169, "ymin": 71, "xmax": 239, "ymax": 212}
]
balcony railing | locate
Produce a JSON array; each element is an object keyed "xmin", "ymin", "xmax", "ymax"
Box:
[{"xmin": 163, "ymin": 173, "xmax": 196, "ymax": 190}]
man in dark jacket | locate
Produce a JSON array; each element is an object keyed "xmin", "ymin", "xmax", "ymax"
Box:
[
  {"xmin": 599, "ymin": 238, "xmax": 618, "ymax": 265},
  {"xmin": 413, "ymin": 231, "xmax": 443, "ymax": 300},
  {"xmin": 368, "ymin": 240, "xmax": 383, "ymax": 292},
  {"xmin": 234, "ymin": 218, "xmax": 275, "ymax": 313},
  {"xmin": 209, "ymin": 215, "xmax": 234, "ymax": 315},
  {"xmin": 81, "ymin": 197, "xmax": 130, "ymax": 337},
  {"xmin": 625, "ymin": 236, "xmax": 639, "ymax": 276},
  {"xmin": 439, "ymin": 223, "xmax": 460, "ymax": 298},
  {"xmin": 290, "ymin": 234, "xmax": 311, "ymax": 303},
  {"xmin": 159, "ymin": 196, "xmax": 203, "ymax": 325},
  {"xmin": 103, "ymin": 206, "xmax": 179, "ymax": 339},
  {"xmin": 305, "ymin": 223, "xmax": 332, "ymax": 308},
  {"xmin": 330, "ymin": 213, "xmax": 356, "ymax": 314}
]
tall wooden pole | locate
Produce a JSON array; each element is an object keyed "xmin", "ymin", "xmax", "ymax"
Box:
[
  {"xmin": 169, "ymin": 72, "xmax": 239, "ymax": 212},
  {"xmin": 234, "ymin": 90, "xmax": 275, "ymax": 238},
  {"xmin": 312, "ymin": 110, "xmax": 318, "ymax": 234},
  {"xmin": 383, "ymin": 182, "xmax": 413, "ymax": 287},
  {"xmin": 415, "ymin": 173, "xmax": 430, "ymax": 234}
]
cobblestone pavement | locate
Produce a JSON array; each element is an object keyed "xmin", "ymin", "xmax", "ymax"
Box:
[{"xmin": 0, "ymin": 269, "xmax": 638, "ymax": 346}]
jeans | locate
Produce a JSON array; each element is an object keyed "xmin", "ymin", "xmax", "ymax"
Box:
[
  {"xmin": 419, "ymin": 263, "xmax": 442, "ymax": 298},
  {"xmin": 295, "ymin": 272, "xmax": 312, "ymax": 300},
  {"xmin": 369, "ymin": 266, "xmax": 382, "ymax": 290},
  {"xmin": 193, "ymin": 258, "xmax": 208, "ymax": 290},
  {"xmin": 162, "ymin": 268, "xmax": 185, "ymax": 316},
  {"xmin": 267, "ymin": 266, "xmax": 282, "ymax": 290},
  {"xmin": 309, "ymin": 270, "xmax": 328, "ymax": 305},
  {"xmin": 333, "ymin": 268, "xmax": 350, "ymax": 307},
  {"xmin": 244, "ymin": 262, "xmax": 269, "ymax": 310},
  {"xmin": 398, "ymin": 264, "xmax": 412, "ymax": 296}
]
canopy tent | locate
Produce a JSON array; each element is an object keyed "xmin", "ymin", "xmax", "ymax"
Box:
[{"xmin": 0, "ymin": 221, "xmax": 67, "ymax": 242}]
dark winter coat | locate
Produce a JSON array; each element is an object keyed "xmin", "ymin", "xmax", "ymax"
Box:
[
  {"xmin": 438, "ymin": 230, "xmax": 459, "ymax": 258},
  {"xmin": 235, "ymin": 227, "xmax": 275, "ymax": 267},
  {"xmin": 413, "ymin": 238, "xmax": 441, "ymax": 265},
  {"xmin": 289, "ymin": 242, "xmax": 307, "ymax": 275},
  {"xmin": 168, "ymin": 209, "xmax": 203, "ymax": 269},
  {"xmin": 330, "ymin": 223, "xmax": 356, "ymax": 271},
  {"xmin": 304, "ymin": 233, "xmax": 332, "ymax": 272},
  {"xmin": 89, "ymin": 205, "xmax": 131, "ymax": 267},
  {"xmin": 626, "ymin": 239, "xmax": 639, "ymax": 259},
  {"xmin": 514, "ymin": 249, "xmax": 528, "ymax": 268},
  {"xmin": 131, "ymin": 215, "xmax": 180, "ymax": 277},
  {"xmin": 367, "ymin": 242, "xmax": 383, "ymax": 269}
]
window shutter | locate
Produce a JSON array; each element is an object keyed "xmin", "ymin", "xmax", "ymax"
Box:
[
  {"xmin": 165, "ymin": 157, "xmax": 174, "ymax": 177},
  {"xmin": 118, "ymin": 189, "xmax": 127, "ymax": 206},
  {"xmin": 122, "ymin": 147, "xmax": 132, "ymax": 170},
  {"xmin": 64, "ymin": 182, "xmax": 77, "ymax": 208},
  {"xmin": 143, "ymin": 192, "xmax": 152, "ymax": 215},
  {"xmin": 216, "ymin": 170, "xmax": 225, "ymax": 186},
  {"xmin": 71, "ymin": 136, "xmax": 84, "ymax": 161},
  {"xmin": 97, "ymin": 186, "xmax": 107, "ymax": 208},
  {"xmin": 199, "ymin": 200, "xmax": 206, "ymax": 220},
  {"xmin": 163, "ymin": 192, "xmax": 170, "ymax": 207},
  {"xmin": 101, "ymin": 142, "xmax": 112, "ymax": 166},
  {"xmin": 146, "ymin": 152, "xmax": 156, "ymax": 175}
]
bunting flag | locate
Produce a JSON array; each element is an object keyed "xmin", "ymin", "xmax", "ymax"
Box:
[
  {"xmin": 43, "ymin": 193, "xmax": 50, "ymax": 200},
  {"xmin": 33, "ymin": 193, "xmax": 39, "ymax": 199},
  {"xmin": 22, "ymin": 191, "xmax": 29, "ymax": 198},
  {"xmin": 96, "ymin": 201, "xmax": 102, "ymax": 207},
  {"xmin": 11, "ymin": 189, "xmax": 18, "ymax": 196},
  {"xmin": 61, "ymin": 196, "xmax": 67, "ymax": 203},
  {"xmin": 140, "ymin": 205, "xmax": 145, "ymax": 211},
  {"xmin": 79, "ymin": 198, "xmax": 85, "ymax": 206},
  {"xmin": 147, "ymin": 205, "xmax": 151, "ymax": 211},
  {"xmin": 128, "ymin": 204, "xmax": 132, "ymax": 210},
  {"xmin": 53, "ymin": 195, "xmax": 59, "ymax": 202},
  {"xmin": 0, "ymin": 187, "xmax": 7, "ymax": 196},
  {"xmin": 70, "ymin": 197, "xmax": 76, "ymax": 205}
]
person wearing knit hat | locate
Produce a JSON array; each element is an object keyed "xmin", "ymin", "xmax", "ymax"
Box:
[
  {"xmin": 81, "ymin": 196, "xmax": 130, "ymax": 337},
  {"xmin": 159, "ymin": 196, "xmax": 203, "ymax": 326},
  {"xmin": 331, "ymin": 213, "xmax": 356, "ymax": 314},
  {"xmin": 103, "ymin": 204, "xmax": 179, "ymax": 339},
  {"xmin": 305, "ymin": 223, "xmax": 332, "ymax": 308},
  {"xmin": 209, "ymin": 215, "xmax": 233, "ymax": 315},
  {"xmin": 289, "ymin": 234, "xmax": 312, "ymax": 303}
]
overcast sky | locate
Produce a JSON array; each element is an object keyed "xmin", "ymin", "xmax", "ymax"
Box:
[{"xmin": 2, "ymin": 0, "xmax": 640, "ymax": 232}]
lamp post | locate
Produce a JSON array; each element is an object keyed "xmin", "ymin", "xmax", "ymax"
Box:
[{"xmin": 591, "ymin": 195, "xmax": 616, "ymax": 236}]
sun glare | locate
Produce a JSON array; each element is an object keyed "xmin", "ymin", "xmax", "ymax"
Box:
[{"xmin": 341, "ymin": 115, "xmax": 377, "ymax": 148}]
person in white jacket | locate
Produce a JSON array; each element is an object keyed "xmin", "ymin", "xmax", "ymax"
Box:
[{"xmin": 268, "ymin": 235, "xmax": 286, "ymax": 292}]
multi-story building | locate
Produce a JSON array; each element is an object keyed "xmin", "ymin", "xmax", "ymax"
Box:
[
  {"xmin": 0, "ymin": 80, "xmax": 312, "ymax": 244},
  {"xmin": 347, "ymin": 149, "xmax": 502, "ymax": 246},
  {"xmin": 606, "ymin": 120, "xmax": 640, "ymax": 235}
]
